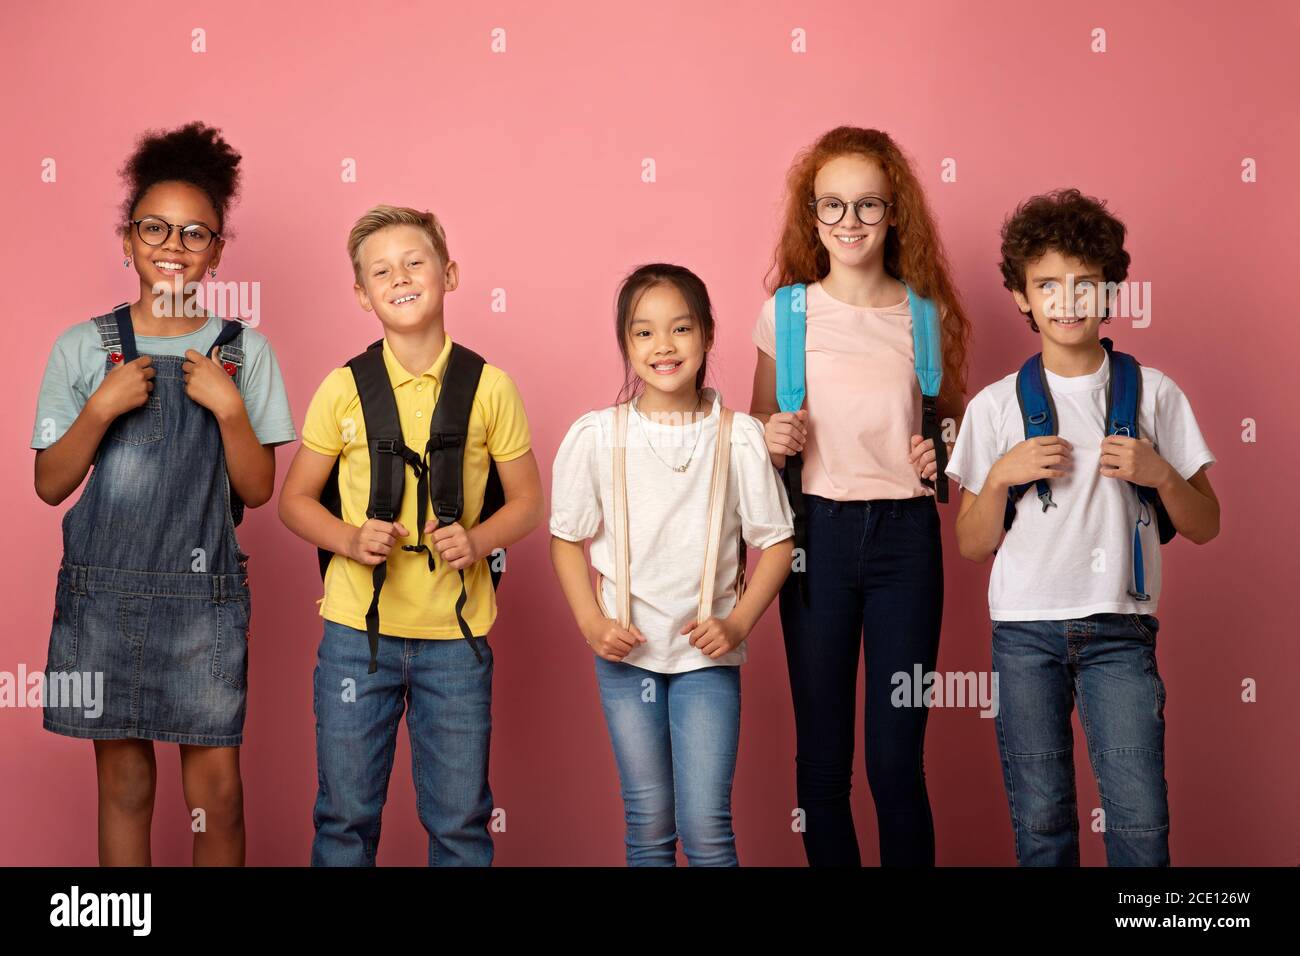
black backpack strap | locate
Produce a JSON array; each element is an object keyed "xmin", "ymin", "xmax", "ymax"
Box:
[
  {"xmin": 346, "ymin": 342, "xmax": 425, "ymax": 674},
  {"xmin": 919, "ymin": 394, "xmax": 949, "ymax": 503},
  {"xmin": 483, "ymin": 460, "xmax": 506, "ymax": 590},
  {"xmin": 781, "ymin": 457, "xmax": 810, "ymax": 607},
  {"xmin": 405, "ymin": 342, "xmax": 488, "ymax": 662}
]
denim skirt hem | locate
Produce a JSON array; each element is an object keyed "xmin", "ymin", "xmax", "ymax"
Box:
[{"xmin": 42, "ymin": 717, "xmax": 243, "ymax": 747}]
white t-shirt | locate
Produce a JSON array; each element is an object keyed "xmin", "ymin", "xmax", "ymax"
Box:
[
  {"xmin": 550, "ymin": 388, "xmax": 794, "ymax": 673},
  {"xmin": 945, "ymin": 351, "xmax": 1214, "ymax": 621}
]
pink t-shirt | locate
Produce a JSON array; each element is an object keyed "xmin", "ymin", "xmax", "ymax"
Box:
[{"xmin": 752, "ymin": 280, "xmax": 929, "ymax": 502}]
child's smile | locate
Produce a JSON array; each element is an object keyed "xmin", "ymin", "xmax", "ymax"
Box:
[
  {"xmin": 355, "ymin": 224, "xmax": 456, "ymax": 330},
  {"xmin": 626, "ymin": 282, "xmax": 707, "ymax": 410},
  {"xmin": 812, "ymin": 155, "xmax": 895, "ymax": 269},
  {"xmin": 1016, "ymin": 250, "xmax": 1108, "ymax": 347},
  {"xmin": 150, "ymin": 257, "xmax": 197, "ymax": 282},
  {"xmin": 649, "ymin": 358, "xmax": 684, "ymax": 376}
]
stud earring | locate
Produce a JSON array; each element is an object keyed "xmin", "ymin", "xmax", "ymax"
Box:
[
  {"xmin": 209, "ymin": 268, "xmax": 217, "ymax": 278},
  {"xmin": 124, "ymin": 257, "xmax": 131, "ymax": 268}
]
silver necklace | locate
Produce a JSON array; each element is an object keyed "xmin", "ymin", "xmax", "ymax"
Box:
[{"xmin": 633, "ymin": 394, "xmax": 705, "ymax": 473}]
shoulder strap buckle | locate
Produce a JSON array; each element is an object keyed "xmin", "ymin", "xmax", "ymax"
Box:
[{"xmin": 426, "ymin": 433, "xmax": 464, "ymax": 452}]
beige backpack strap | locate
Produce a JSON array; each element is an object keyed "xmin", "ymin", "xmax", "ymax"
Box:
[
  {"xmin": 697, "ymin": 407, "xmax": 735, "ymax": 623},
  {"xmin": 610, "ymin": 403, "xmax": 632, "ymax": 629}
]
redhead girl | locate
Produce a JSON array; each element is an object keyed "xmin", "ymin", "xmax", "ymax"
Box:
[{"xmin": 749, "ymin": 127, "xmax": 971, "ymax": 866}]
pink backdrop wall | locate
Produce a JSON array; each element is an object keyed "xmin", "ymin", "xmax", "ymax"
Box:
[{"xmin": 2, "ymin": 0, "xmax": 1295, "ymax": 865}]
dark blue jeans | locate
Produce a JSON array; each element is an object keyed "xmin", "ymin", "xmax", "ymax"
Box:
[
  {"xmin": 991, "ymin": 613, "xmax": 1170, "ymax": 866},
  {"xmin": 779, "ymin": 493, "xmax": 943, "ymax": 866}
]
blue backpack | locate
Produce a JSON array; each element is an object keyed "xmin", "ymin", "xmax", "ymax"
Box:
[
  {"xmin": 1004, "ymin": 336, "xmax": 1176, "ymax": 601},
  {"xmin": 775, "ymin": 282, "xmax": 948, "ymax": 604}
]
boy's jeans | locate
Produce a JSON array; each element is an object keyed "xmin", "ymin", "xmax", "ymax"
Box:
[
  {"xmin": 991, "ymin": 612, "xmax": 1170, "ymax": 867},
  {"xmin": 311, "ymin": 620, "xmax": 494, "ymax": 866},
  {"xmin": 594, "ymin": 656, "xmax": 741, "ymax": 866}
]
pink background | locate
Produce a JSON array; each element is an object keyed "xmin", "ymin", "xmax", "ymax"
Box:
[{"xmin": 2, "ymin": 0, "xmax": 1296, "ymax": 865}]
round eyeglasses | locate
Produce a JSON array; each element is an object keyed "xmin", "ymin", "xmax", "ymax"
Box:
[
  {"xmin": 130, "ymin": 217, "xmax": 221, "ymax": 253},
  {"xmin": 809, "ymin": 196, "xmax": 894, "ymax": 227}
]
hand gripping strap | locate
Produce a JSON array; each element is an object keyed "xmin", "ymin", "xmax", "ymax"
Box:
[
  {"xmin": 1004, "ymin": 352, "xmax": 1060, "ymax": 530},
  {"xmin": 907, "ymin": 285, "xmax": 950, "ymax": 503},
  {"xmin": 1103, "ymin": 338, "xmax": 1173, "ymax": 600},
  {"xmin": 346, "ymin": 344, "xmax": 419, "ymax": 674},
  {"xmin": 412, "ymin": 343, "xmax": 488, "ymax": 663}
]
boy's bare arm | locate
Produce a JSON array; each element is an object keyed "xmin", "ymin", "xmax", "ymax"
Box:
[
  {"xmin": 1151, "ymin": 461, "xmax": 1219, "ymax": 545},
  {"xmin": 278, "ymin": 444, "xmax": 405, "ymax": 564},
  {"xmin": 466, "ymin": 449, "xmax": 545, "ymax": 558},
  {"xmin": 278, "ymin": 445, "xmax": 355, "ymax": 555},
  {"xmin": 953, "ymin": 485, "xmax": 1007, "ymax": 563}
]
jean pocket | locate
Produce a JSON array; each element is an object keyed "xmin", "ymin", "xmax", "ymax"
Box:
[
  {"xmin": 109, "ymin": 396, "xmax": 163, "ymax": 445},
  {"xmin": 901, "ymin": 498, "xmax": 940, "ymax": 535},
  {"xmin": 1128, "ymin": 613, "xmax": 1159, "ymax": 643},
  {"xmin": 46, "ymin": 582, "xmax": 80, "ymax": 672},
  {"xmin": 212, "ymin": 598, "xmax": 250, "ymax": 689}
]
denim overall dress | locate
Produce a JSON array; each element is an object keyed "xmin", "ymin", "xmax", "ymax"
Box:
[{"xmin": 43, "ymin": 304, "xmax": 252, "ymax": 747}]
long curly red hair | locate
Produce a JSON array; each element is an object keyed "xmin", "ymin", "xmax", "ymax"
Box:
[{"xmin": 765, "ymin": 126, "xmax": 971, "ymax": 403}]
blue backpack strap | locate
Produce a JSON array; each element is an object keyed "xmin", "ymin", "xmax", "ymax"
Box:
[
  {"xmin": 1004, "ymin": 352, "xmax": 1060, "ymax": 531},
  {"xmin": 906, "ymin": 284, "xmax": 949, "ymax": 503},
  {"xmin": 1102, "ymin": 337, "xmax": 1174, "ymax": 602},
  {"xmin": 773, "ymin": 283, "xmax": 810, "ymax": 606},
  {"xmin": 774, "ymin": 284, "xmax": 807, "ymax": 413},
  {"xmin": 906, "ymin": 284, "xmax": 943, "ymax": 399}
]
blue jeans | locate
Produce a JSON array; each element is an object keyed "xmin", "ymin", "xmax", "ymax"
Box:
[
  {"xmin": 991, "ymin": 613, "xmax": 1170, "ymax": 866},
  {"xmin": 311, "ymin": 620, "xmax": 494, "ymax": 866},
  {"xmin": 594, "ymin": 656, "xmax": 741, "ymax": 866}
]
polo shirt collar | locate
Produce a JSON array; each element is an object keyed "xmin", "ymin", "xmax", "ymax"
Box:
[{"xmin": 380, "ymin": 331, "xmax": 454, "ymax": 387}]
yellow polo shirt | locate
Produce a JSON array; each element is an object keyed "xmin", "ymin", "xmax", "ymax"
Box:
[{"xmin": 301, "ymin": 333, "xmax": 531, "ymax": 638}]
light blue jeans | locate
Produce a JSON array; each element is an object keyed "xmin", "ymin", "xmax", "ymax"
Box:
[
  {"xmin": 311, "ymin": 620, "xmax": 494, "ymax": 866},
  {"xmin": 594, "ymin": 656, "xmax": 741, "ymax": 866},
  {"xmin": 991, "ymin": 612, "xmax": 1170, "ymax": 866}
]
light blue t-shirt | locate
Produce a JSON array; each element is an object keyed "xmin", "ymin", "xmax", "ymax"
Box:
[{"xmin": 31, "ymin": 312, "xmax": 297, "ymax": 449}]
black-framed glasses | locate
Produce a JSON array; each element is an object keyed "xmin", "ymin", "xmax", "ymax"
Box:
[
  {"xmin": 129, "ymin": 217, "xmax": 221, "ymax": 253},
  {"xmin": 809, "ymin": 195, "xmax": 894, "ymax": 227}
]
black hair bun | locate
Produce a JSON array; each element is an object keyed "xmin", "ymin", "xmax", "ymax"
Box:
[{"xmin": 119, "ymin": 121, "xmax": 242, "ymax": 235}]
